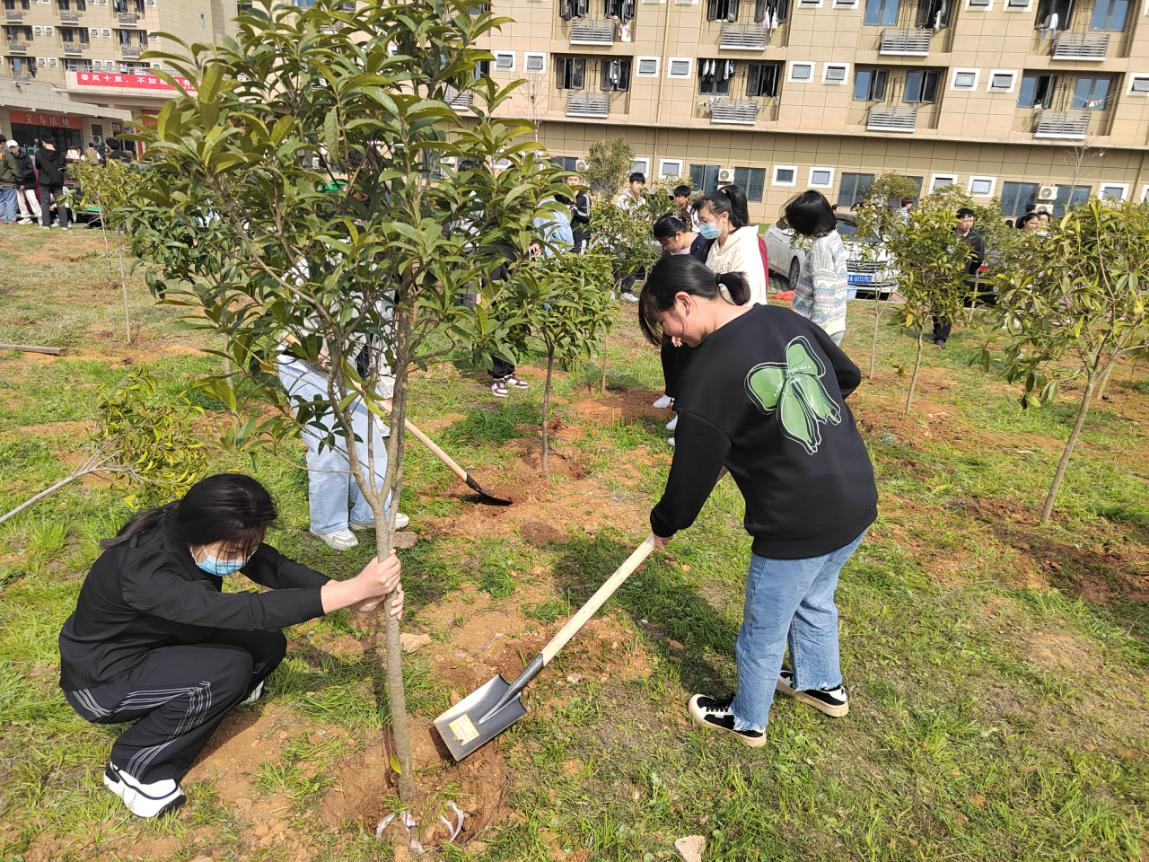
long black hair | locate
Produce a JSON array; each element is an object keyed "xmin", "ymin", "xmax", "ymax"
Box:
[
  {"xmin": 101, "ymin": 473, "xmax": 278, "ymax": 555},
  {"xmin": 653, "ymin": 212, "xmax": 690, "ymax": 240},
  {"xmin": 699, "ymin": 185, "xmax": 750, "ymax": 230},
  {"xmin": 638, "ymin": 255, "xmax": 750, "ymax": 345},
  {"xmin": 783, "ymin": 190, "xmax": 836, "ymax": 238}
]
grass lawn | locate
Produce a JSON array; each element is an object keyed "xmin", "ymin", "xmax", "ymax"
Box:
[{"xmin": 0, "ymin": 225, "xmax": 1146, "ymax": 862}]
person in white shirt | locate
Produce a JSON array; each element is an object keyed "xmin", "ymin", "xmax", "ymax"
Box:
[
  {"xmin": 697, "ymin": 185, "xmax": 768, "ymax": 306},
  {"xmin": 614, "ymin": 171, "xmax": 646, "ymax": 213}
]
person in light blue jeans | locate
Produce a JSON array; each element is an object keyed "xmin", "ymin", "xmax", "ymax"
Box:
[{"xmin": 277, "ymin": 355, "xmax": 408, "ymax": 550}]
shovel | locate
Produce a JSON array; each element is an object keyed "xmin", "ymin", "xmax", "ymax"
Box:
[
  {"xmin": 402, "ymin": 418, "xmax": 512, "ymax": 506},
  {"xmin": 434, "ymin": 535, "xmax": 657, "ymax": 761}
]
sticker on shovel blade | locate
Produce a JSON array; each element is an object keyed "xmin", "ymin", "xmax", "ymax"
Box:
[{"xmin": 449, "ymin": 715, "xmax": 480, "ymax": 744}]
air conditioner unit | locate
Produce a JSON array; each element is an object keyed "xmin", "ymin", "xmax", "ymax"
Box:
[
  {"xmin": 37, "ymin": 56, "xmax": 46, "ymax": 66},
  {"xmin": 575, "ymin": 159, "xmax": 588, "ymax": 172},
  {"xmin": 1038, "ymin": 185, "xmax": 1056, "ymax": 200},
  {"xmin": 89, "ymin": 27, "xmax": 99, "ymax": 36},
  {"xmin": 717, "ymin": 167, "xmax": 736, "ymax": 184}
]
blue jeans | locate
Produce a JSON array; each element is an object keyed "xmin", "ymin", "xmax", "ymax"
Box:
[
  {"xmin": 0, "ymin": 186, "xmax": 16, "ymax": 223},
  {"xmin": 731, "ymin": 530, "xmax": 867, "ymax": 732},
  {"xmin": 277, "ymin": 356, "xmax": 392, "ymax": 534}
]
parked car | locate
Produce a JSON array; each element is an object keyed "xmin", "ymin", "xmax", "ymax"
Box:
[{"xmin": 764, "ymin": 210, "xmax": 899, "ymax": 299}]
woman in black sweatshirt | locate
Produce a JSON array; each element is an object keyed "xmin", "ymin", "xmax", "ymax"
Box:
[
  {"xmin": 58, "ymin": 474, "xmax": 404, "ymax": 817},
  {"xmin": 638, "ymin": 255, "xmax": 877, "ymax": 747}
]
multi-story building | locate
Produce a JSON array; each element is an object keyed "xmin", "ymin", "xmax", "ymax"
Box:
[
  {"xmin": 484, "ymin": 0, "xmax": 1149, "ymax": 221},
  {"xmin": 1, "ymin": 0, "xmax": 240, "ymax": 150}
]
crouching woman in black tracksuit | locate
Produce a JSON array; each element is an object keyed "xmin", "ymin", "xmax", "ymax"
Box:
[{"xmin": 58, "ymin": 473, "xmax": 404, "ymax": 818}]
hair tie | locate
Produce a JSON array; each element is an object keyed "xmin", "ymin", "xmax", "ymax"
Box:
[{"xmin": 714, "ymin": 272, "xmax": 722, "ymax": 285}]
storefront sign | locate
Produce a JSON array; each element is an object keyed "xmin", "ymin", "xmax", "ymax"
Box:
[
  {"xmin": 73, "ymin": 71, "xmax": 197, "ymax": 93},
  {"xmin": 10, "ymin": 110, "xmax": 84, "ymax": 130}
]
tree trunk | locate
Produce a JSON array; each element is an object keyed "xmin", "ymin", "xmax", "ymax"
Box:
[
  {"xmin": 1040, "ymin": 369, "xmax": 1098, "ymax": 524},
  {"xmin": 542, "ymin": 346, "xmax": 555, "ymax": 475},
  {"xmin": 869, "ymin": 299, "xmax": 882, "ymax": 379},
  {"xmin": 903, "ymin": 328, "xmax": 925, "ymax": 416},
  {"xmin": 599, "ymin": 329, "xmax": 608, "ymax": 395},
  {"xmin": 0, "ymin": 455, "xmax": 108, "ymax": 526},
  {"xmin": 117, "ymin": 231, "xmax": 132, "ymax": 345},
  {"xmin": 1092, "ymin": 358, "xmax": 1116, "ymax": 403}
]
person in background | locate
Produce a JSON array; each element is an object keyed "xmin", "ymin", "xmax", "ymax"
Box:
[
  {"xmin": 697, "ymin": 185, "xmax": 768, "ymax": 306},
  {"xmin": 785, "ymin": 191, "xmax": 849, "ymax": 345},
  {"xmin": 1019, "ymin": 212, "xmax": 1042, "ymax": 232},
  {"xmin": 613, "ymin": 172, "xmax": 648, "ymax": 302},
  {"xmin": 58, "ymin": 473, "xmax": 405, "ymax": 818},
  {"xmin": 35, "ymin": 137, "xmax": 69, "ymax": 230},
  {"xmin": 650, "ymin": 213, "xmax": 707, "ymax": 426},
  {"xmin": 0, "ymin": 140, "xmax": 20, "ymax": 224},
  {"xmin": 566, "ymin": 173, "xmax": 591, "ymax": 254},
  {"xmin": 932, "ymin": 207, "xmax": 985, "ymax": 348},
  {"xmin": 673, "ymin": 184, "xmax": 697, "ymax": 228},
  {"xmin": 897, "ymin": 197, "xmax": 914, "ymax": 222},
  {"xmin": 86, "ymin": 141, "xmax": 105, "ymax": 165},
  {"xmin": 8, "ymin": 140, "xmax": 39, "ymax": 224}
]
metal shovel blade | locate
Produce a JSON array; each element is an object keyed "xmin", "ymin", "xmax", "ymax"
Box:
[{"xmin": 433, "ymin": 674, "xmax": 527, "ymax": 761}]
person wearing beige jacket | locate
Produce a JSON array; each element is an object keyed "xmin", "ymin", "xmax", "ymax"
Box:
[{"xmin": 697, "ymin": 186, "xmax": 769, "ymax": 306}]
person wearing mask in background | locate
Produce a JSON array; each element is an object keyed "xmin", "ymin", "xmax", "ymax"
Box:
[
  {"xmin": 0, "ymin": 139, "xmax": 20, "ymax": 224},
  {"xmin": 785, "ymin": 191, "xmax": 850, "ymax": 345},
  {"xmin": 566, "ymin": 173, "xmax": 592, "ymax": 254},
  {"xmin": 637, "ymin": 255, "xmax": 876, "ymax": 748},
  {"xmin": 35, "ymin": 136, "xmax": 69, "ymax": 230},
  {"xmin": 58, "ymin": 473, "xmax": 405, "ymax": 818},
  {"xmin": 697, "ymin": 185, "xmax": 769, "ymax": 306},
  {"xmin": 650, "ymin": 213, "xmax": 707, "ymax": 427},
  {"xmin": 932, "ymin": 208, "xmax": 984, "ymax": 348}
]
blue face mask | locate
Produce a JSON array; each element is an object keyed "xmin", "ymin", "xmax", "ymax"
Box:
[
  {"xmin": 195, "ymin": 554, "xmax": 247, "ymax": 577},
  {"xmin": 698, "ymin": 222, "xmax": 720, "ymax": 240}
]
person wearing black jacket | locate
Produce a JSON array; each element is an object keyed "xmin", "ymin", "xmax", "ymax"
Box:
[
  {"xmin": 58, "ymin": 474, "xmax": 404, "ymax": 817},
  {"xmin": 11, "ymin": 141, "xmax": 40, "ymax": 223},
  {"xmin": 638, "ymin": 255, "xmax": 877, "ymax": 747},
  {"xmin": 34, "ymin": 136, "xmax": 69, "ymax": 229},
  {"xmin": 932, "ymin": 207, "xmax": 985, "ymax": 346},
  {"xmin": 566, "ymin": 173, "xmax": 591, "ymax": 253}
]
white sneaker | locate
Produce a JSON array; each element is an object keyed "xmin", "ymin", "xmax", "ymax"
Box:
[
  {"xmin": 239, "ymin": 679, "xmax": 264, "ymax": 707},
  {"xmin": 310, "ymin": 527, "xmax": 358, "ymax": 550},
  {"xmin": 666, "ymin": 414, "xmax": 678, "ymax": 431},
  {"xmin": 349, "ymin": 512, "xmax": 409, "ymax": 531},
  {"xmin": 620, "ymin": 293, "xmax": 639, "ymax": 303},
  {"xmin": 652, "ymin": 394, "xmax": 673, "ymax": 409},
  {"xmin": 104, "ymin": 763, "xmax": 185, "ymax": 818},
  {"xmin": 667, "ymin": 437, "xmax": 675, "ymax": 447}
]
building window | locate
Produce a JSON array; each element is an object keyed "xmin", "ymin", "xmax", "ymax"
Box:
[
  {"xmin": 1128, "ymin": 74, "xmax": 1149, "ymax": 94},
  {"xmin": 987, "ymin": 70, "xmax": 1017, "ymax": 93},
  {"xmin": 966, "ymin": 0, "xmax": 991, "ymax": 9},
  {"xmin": 659, "ymin": 159, "xmax": 683, "ymax": 179},
  {"xmin": 834, "ymin": 0, "xmax": 859, "ymax": 8},
  {"xmin": 733, "ymin": 167, "xmax": 767, "ymax": 201},
  {"xmin": 1141, "ymin": 184, "xmax": 1149, "ymax": 204},
  {"xmin": 699, "ymin": 58, "xmax": 735, "ymax": 94},
  {"xmin": 493, "ymin": 51, "xmax": 515, "ymax": 72},
  {"xmin": 706, "ymin": 0, "xmax": 738, "ymax": 19},
  {"xmin": 951, "ymin": 68, "xmax": 979, "ymax": 90},
  {"xmin": 838, "ymin": 172, "xmax": 875, "ymax": 206},
  {"xmin": 853, "ymin": 67, "xmax": 888, "ymax": 101},
  {"xmin": 746, "ymin": 62, "xmax": 781, "ymax": 96},
  {"xmin": 1000, "ymin": 181, "xmax": 1039, "ymax": 218},
  {"xmin": 636, "ymin": 56, "xmax": 659, "ymax": 76},
  {"xmin": 809, "ymin": 166, "xmax": 834, "ymax": 187},
  {"xmin": 1088, "ymin": 0, "xmax": 1129, "ymax": 29},
  {"xmin": 668, "ymin": 57, "xmax": 692, "ymax": 78},
  {"xmin": 1072, "ymin": 76, "xmax": 1112, "ymax": 109},
  {"xmin": 556, "ymin": 56, "xmax": 586, "ymax": 89},
  {"xmin": 788, "ymin": 61, "xmax": 814, "ymax": 82},
  {"xmin": 524, "ymin": 52, "xmax": 546, "ymax": 73},
  {"xmin": 904, "ymin": 69, "xmax": 941, "ymax": 103},
  {"xmin": 1005, "ymin": 0, "xmax": 1030, "ymax": 9},
  {"xmin": 823, "ymin": 62, "xmax": 849, "ymax": 84},
  {"xmin": 864, "ymin": 0, "xmax": 900, "ymax": 25},
  {"xmin": 1018, "ymin": 72, "xmax": 1057, "ymax": 107},
  {"xmin": 1098, "ymin": 183, "xmax": 1128, "ymax": 200},
  {"xmin": 968, "ymin": 176, "xmax": 996, "ymax": 197},
  {"xmin": 551, "ymin": 155, "xmax": 580, "ymax": 171},
  {"xmin": 1053, "ymin": 184, "xmax": 1090, "ymax": 216},
  {"xmin": 690, "ymin": 163, "xmax": 722, "ymax": 193},
  {"xmin": 601, "ymin": 58, "xmax": 632, "ymax": 91},
  {"xmin": 930, "ymin": 173, "xmax": 958, "ymax": 192},
  {"xmin": 772, "ymin": 164, "xmax": 798, "ymax": 186},
  {"xmin": 631, "ymin": 157, "xmax": 650, "ymax": 177}
]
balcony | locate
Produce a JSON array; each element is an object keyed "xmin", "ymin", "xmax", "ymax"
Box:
[
  {"xmin": 117, "ymin": 12, "xmax": 138, "ymax": 24},
  {"xmin": 1051, "ymin": 32, "xmax": 1109, "ymax": 60},
  {"xmin": 709, "ymin": 97, "xmax": 760, "ymax": 125},
  {"xmin": 719, "ymin": 22, "xmax": 769, "ymax": 50},
  {"xmin": 4, "ymin": 10, "xmax": 24, "ymax": 22},
  {"xmin": 867, "ymin": 105, "xmax": 917, "ymax": 132},
  {"xmin": 446, "ymin": 88, "xmax": 473, "ymax": 111},
  {"xmin": 568, "ymin": 18, "xmax": 614, "ymax": 45},
  {"xmin": 59, "ymin": 10, "xmax": 80, "ymax": 23},
  {"xmin": 120, "ymin": 45, "xmax": 141, "ymax": 58},
  {"xmin": 1034, "ymin": 109, "xmax": 1090, "ymax": 139},
  {"xmin": 63, "ymin": 43, "xmax": 85, "ymax": 55},
  {"xmin": 7, "ymin": 40, "xmax": 27, "ymax": 53},
  {"xmin": 565, "ymin": 91, "xmax": 610, "ymax": 118},
  {"xmin": 879, "ymin": 28, "xmax": 932, "ymax": 56}
]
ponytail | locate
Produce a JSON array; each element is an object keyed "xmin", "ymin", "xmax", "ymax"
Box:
[
  {"xmin": 700, "ymin": 185, "xmax": 749, "ymax": 230},
  {"xmin": 638, "ymin": 256, "xmax": 750, "ymax": 345}
]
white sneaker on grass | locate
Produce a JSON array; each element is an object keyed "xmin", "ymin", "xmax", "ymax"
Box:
[
  {"xmin": 775, "ymin": 670, "xmax": 849, "ymax": 717},
  {"xmin": 667, "ymin": 437, "xmax": 675, "ymax": 447},
  {"xmin": 239, "ymin": 679, "xmax": 265, "ymax": 707},
  {"xmin": 666, "ymin": 414, "xmax": 678, "ymax": 432},
  {"xmin": 652, "ymin": 394, "xmax": 673, "ymax": 409},
  {"xmin": 310, "ymin": 527, "xmax": 358, "ymax": 550},
  {"xmin": 349, "ymin": 512, "xmax": 409, "ymax": 531},
  {"xmin": 104, "ymin": 763, "xmax": 185, "ymax": 818}
]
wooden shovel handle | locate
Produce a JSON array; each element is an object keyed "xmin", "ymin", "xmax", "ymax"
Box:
[
  {"xmin": 540, "ymin": 536, "xmax": 657, "ymax": 665},
  {"xmin": 402, "ymin": 418, "xmax": 469, "ymax": 483}
]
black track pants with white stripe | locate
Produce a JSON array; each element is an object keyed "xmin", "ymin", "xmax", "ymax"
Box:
[{"xmin": 64, "ymin": 629, "xmax": 286, "ymax": 783}]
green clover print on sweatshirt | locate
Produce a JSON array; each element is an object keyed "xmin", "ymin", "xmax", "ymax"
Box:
[{"xmin": 745, "ymin": 336, "xmax": 842, "ymax": 455}]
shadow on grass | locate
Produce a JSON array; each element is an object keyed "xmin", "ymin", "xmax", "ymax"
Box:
[{"xmin": 551, "ymin": 530, "xmax": 741, "ymax": 696}]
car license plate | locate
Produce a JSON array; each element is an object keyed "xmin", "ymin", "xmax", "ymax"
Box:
[{"xmin": 848, "ymin": 273, "xmax": 873, "ymax": 285}]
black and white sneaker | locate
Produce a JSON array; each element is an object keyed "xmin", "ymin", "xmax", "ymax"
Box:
[
  {"xmin": 505, "ymin": 374, "xmax": 529, "ymax": 389},
  {"xmin": 687, "ymin": 694, "xmax": 765, "ymax": 748},
  {"xmin": 104, "ymin": 763, "xmax": 185, "ymax": 818},
  {"xmin": 775, "ymin": 670, "xmax": 849, "ymax": 718}
]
